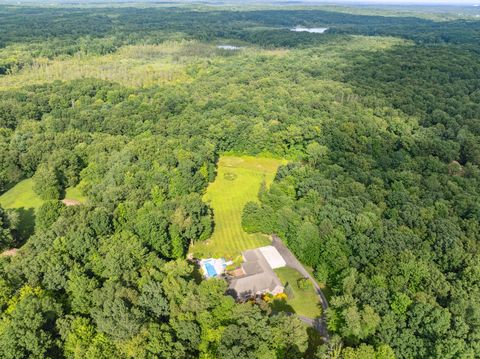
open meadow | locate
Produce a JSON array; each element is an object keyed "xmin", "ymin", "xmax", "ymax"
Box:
[
  {"xmin": 190, "ymin": 155, "xmax": 286, "ymax": 259},
  {"xmin": 0, "ymin": 179, "xmax": 86, "ymax": 240},
  {"xmin": 0, "ymin": 178, "xmax": 43, "ymax": 210}
]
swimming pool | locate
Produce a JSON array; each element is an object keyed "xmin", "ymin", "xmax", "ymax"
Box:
[
  {"xmin": 205, "ymin": 262, "xmax": 217, "ymax": 277},
  {"xmin": 200, "ymin": 258, "xmax": 228, "ymax": 278}
]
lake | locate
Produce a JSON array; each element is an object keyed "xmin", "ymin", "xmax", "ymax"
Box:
[
  {"xmin": 290, "ymin": 27, "xmax": 329, "ymax": 34},
  {"xmin": 217, "ymin": 45, "xmax": 243, "ymax": 50}
]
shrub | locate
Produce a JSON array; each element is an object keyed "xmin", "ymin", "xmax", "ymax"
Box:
[
  {"xmin": 297, "ymin": 277, "xmax": 310, "ymax": 290},
  {"xmin": 284, "ymin": 283, "xmax": 294, "ymax": 299},
  {"xmin": 224, "ymin": 172, "xmax": 237, "ymax": 181}
]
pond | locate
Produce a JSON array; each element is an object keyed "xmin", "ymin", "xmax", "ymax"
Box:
[{"xmin": 290, "ymin": 27, "xmax": 329, "ymax": 34}]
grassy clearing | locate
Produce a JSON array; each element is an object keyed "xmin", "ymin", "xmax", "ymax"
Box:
[
  {"xmin": 0, "ymin": 41, "xmax": 195, "ymax": 90},
  {"xmin": 0, "ymin": 179, "xmax": 43, "ymax": 210},
  {"xmin": 64, "ymin": 186, "xmax": 87, "ymax": 203},
  {"xmin": 190, "ymin": 155, "xmax": 286, "ymax": 258},
  {"xmin": 0, "ymin": 40, "xmax": 290, "ymax": 90},
  {"xmin": 0, "ymin": 179, "xmax": 42, "ymax": 240},
  {"xmin": 274, "ymin": 267, "xmax": 322, "ymax": 319},
  {"xmin": 0, "ymin": 178, "xmax": 86, "ymax": 209},
  {"xmin": 0, "ymin": 36, "xmax": 402, "ymax": 91},
  {"xmin": 0, "ymin": 179, "xmax": 86, "ymax": 240}
]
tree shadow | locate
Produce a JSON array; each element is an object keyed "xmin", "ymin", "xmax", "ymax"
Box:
[
  {"xmin": 280, "ymin": 343, "xmax": 306, "ymax": 359},
  {"xmin": 12, "ymin": 207, "xmax": 36, "ymax": 245},
  {"xmin": 59, "ymin": 186, "xmax": 66, "ymax": 200},
  {"xmin": 208, "ymin": 205, "xmax": 216, "ymax": 238},
  {"xmin": 191, "ymin": 260, "xmax": 204, "ymax": 285},
  {"xmin": 270, "ymin": 298, "xmax": 295, "ymax": 314},
  {"xmin": 304, "ymin": 326, "xmax": 324, "ymax": 359}
]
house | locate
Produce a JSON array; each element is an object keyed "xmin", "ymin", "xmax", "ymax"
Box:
[{"xmin": 227, "ymin": 246, "xmax": 286, "ymax": 301}]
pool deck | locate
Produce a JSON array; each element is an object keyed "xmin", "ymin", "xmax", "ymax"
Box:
[{"xmin": 199, "ymin": 258, "xmax": 228, "ymax": 278}]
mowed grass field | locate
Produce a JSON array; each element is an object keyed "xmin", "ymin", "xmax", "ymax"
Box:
[{"xmin": 190, "ymin": 155, "xmax": 287, "ymax": 258}]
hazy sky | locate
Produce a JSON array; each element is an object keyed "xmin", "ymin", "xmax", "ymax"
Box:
[{"xmin": 304, "ymin": 0, "xmax": 479, "ymax": 3}]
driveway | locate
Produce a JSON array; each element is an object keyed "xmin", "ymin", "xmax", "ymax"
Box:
[{"xmin": 271, "ymin": 234, "xmax": 329, "ymax": 341}]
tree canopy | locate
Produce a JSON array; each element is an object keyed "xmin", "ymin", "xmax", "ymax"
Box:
[{"xmin": 0, "ymin": 3, "xmax": 479, "ymax": 358}]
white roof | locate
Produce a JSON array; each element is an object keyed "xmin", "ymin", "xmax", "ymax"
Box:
[{"xmin": 258, "ymin": 246, "xmax": 286, "ymax": 269}]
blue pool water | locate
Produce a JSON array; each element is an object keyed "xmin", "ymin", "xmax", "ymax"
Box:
[{"xmin": 205, "ymin": 262, "xmax": 217, "ymax": 277}]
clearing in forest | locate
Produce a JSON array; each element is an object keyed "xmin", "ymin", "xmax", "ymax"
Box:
[
  {"xmin": 0, "ymin": 178, "xmax": 87, "ymax": 210},
  {"xmin": 190, "ymin": 155, "xmax": 286, "ymax": 258},
  {"xmin": 0, "ymin": 179, "xmax": 44, "ymax": 210},
  {"xmin": 0, "ymin": 178, "xmax": 86, "ymax": 239}
]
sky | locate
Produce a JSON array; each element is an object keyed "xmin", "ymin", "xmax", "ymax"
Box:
[
  {"xmin": 7, "ymin": 0, "xmax": 479, "ymax": 5},
  {"xmin": 306, "ymin": 1, "xmax": 479, "ymax": 3}
]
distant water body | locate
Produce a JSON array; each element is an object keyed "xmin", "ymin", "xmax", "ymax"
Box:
[
  {"xmin": 290, "ymin": 27, "xmax": 329, "ymax": 33},
  {"xmin": 217, "ymin": 45, "xmax": 243, "ymax": 50}
]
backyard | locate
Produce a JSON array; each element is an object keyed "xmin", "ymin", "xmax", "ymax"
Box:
[{"xmin": 189, "ymin": 155, "xmax": 286, "ymax": 258}]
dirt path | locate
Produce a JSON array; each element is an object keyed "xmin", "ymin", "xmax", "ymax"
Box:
[
  {"xmin": 271, "ymin": 234, "xmax": 329, "ymax": 341},
  {"xmin": 61, "ymin": 199, "xmax": 82, "ymax": 206},
  {"xmin": 1, "ymin": 248, "xmax": 18, "ymax": 257}
]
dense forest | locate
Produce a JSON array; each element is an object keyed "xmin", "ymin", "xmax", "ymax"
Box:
[{"xmin": 0, "ymin": 3, "xmax": 479, "ymax": 359}]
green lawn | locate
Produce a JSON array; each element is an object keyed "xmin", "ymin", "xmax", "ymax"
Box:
[
  {"xmin": 274, "ymin": 267, "xmax": 322, "ymax": 319},
  {"xmin": 0, "ymin": 179, "xmax": 44, "ymax": 210},
  {"xmin": 0, "ymin": 178, "xmax": 87, "ymax": 210},
  {"xmin": 65, "ymin": 186, "xmax": 87, "ymax": 203},
  {"xmin": 0, "ymin": 179, "xmax": 43, "ymax": 240},
  {"xmin": 190, "ymin": 155, "xmax": 286, "ymax": 258},
  {"xmin": 0, "ymin": 179, "xmax": 86, "ymax": 241}
]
